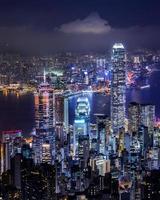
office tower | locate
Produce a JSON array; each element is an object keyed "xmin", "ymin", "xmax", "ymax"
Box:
[
  {"xmin": 118, "ymin": 175, "xmax": 132, "ymax": 200},
  {"xmin": 55, "ymin": 93, "xmax": 64, "ymax": 124},
  {"xmin": 42, "ymin": 142, "xmax": 52, "ymax": 164},
  {"xmin": 84, "ymin": 71, "xmax": 89, "ymax": 85},
  {"xmin": 55, "ymin": 93, "xmax": 66, "ymax": 143},
  {"xmin": 34, "ymin": 80, "xmax": 55, "ymax": 135},
  {"xmin": 133, "ymin": 56, "xmax": 140, "ymax": 64},
  {"xmin": 73, "ymin": 119, "xmax": 89, "ymax": 158},
  {"xmin": 117, "ymin": 128, "xmax": 125, "ymax": 157},
  {"xmin": 0, "ymin": 143, "xmax": 10, "ymax": 175},
  {"xmin": 64, "ymin": 96, "xmax": 69, "ymax": 134},
  {"xmin": 34, "ymin": 72, "xmax": 55, "ymax": 164},
  {"xmin": 130, "ymin": 133, "xmax": 141, "ymax": 165},
  {"xmin": 111, "ymin": 43, "xmax": 126, "ymax": 136},
  {"xmin": 73, "ymin": 96, "xmax": 90, "ymax": 158},
  {"xmin": 147, "ymin": 148, "xmax": 160, "ymax": 170},
  {"xmin": 128, "ymin": 102, "xmax": 141, "ymax": 134},
  {"xmin": 55, "ymin": 94, "xmax": 64, "ymax": 126},
  {"xmin": 140, "ymin": 104, "xmax": 155, "ymax": 136},
  {"xmin": 78, "ymin": 135, "xmax": 90, "ymax": 168},
  {"xmin": 96, "ymin": 114, "xmax": 110, "ymax": 157},
  {"xmin": 0, "ymin": 130, "xmax": 22, "ymax": 175},
  {"xmin": 90, "ymin": 156, "xmax": 110, "ymax": 176},
  {"xmin": 96, "ymin": 58, "xmax": 106, "ymax": 82},
  {"xmin": 96, "ymin": 58, "xmax": 106, "ymax": 69},
  {"xmin": 138, "ymin": 125, "xmax": 151, "ymax": 153},
  {"xmin": 11, "ymin": 153, "xmax": 22, "ymax": 189},
  {"xmin": 153, "ymin": 127, "xmax": 160, "ymax": 148},
  {"xmin": 21, "ymin": 144, "xmax": 32, "ymax": 159},
  {"xmin": 75, "ymin": 96, "xmax": 90, "ymax": 119}
]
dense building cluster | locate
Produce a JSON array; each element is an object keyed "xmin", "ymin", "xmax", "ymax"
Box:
[{"xmin": 1, "ymin": 44, "xmax": 160, "ymax": 200}]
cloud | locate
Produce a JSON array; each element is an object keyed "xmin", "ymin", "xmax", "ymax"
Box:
[
  {"xmin": 0, "ymin": 14, "xmax": 160, "ymax": 54},
  {"xmin": 58, "ymin": 13, "xmax": 111, "ymax": 34}
]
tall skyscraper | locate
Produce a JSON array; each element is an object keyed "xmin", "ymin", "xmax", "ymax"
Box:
[
  {"xmin": 96, "ymin": 114, "xmax": 110, "ymax": 157},
  {"xmin": 0, "ymin": 130, "xmax": 22, "ymax": 175},
  {"xmin": 34, "ymin": 71, "xmax": 55, "ymax": 164},
  {"xmin": 128, "ymin": 102, "xmax": 141, "ymax": 134},
  {"xmin": 111, "ymin": 43, "xmax": 126, "ymax": 136},
  {"xmin": 140, "ymin": 104, "xmax": 155, "ymax": 136},
  {"xmin": 73, "ymin": 96, "xmax": 90, "ymax": 159},
  {"xmin": 34, "ymin": 83, "xmax": 55, "ymax": 135},
  {"xmin": 55, "ymin": 93, "xmax": 65, "ymax": 143}
]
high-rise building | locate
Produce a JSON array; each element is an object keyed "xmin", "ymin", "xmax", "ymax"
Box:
[
  {"xmin": 90, "ymin": 156, "xmax": 110, "ymax": 176},
  {"xmin": 64, "ymin": 96, "xmax": 69, "ymax": 134},
  {"xmin": 0, "ymin": 130, "xmax": 22, "ymax": 175},
  {"xmin": 128, "ymin": 102, "xmax": 141, "ymax": 134},
  {"xmin": 55, "ymin": 93, "xmax": 64, "ymax": 125},
  {"xmin": 73, "ymin": 96, "xmax": 90, "ymax": 159},
  {"xmin": 34, "ymin": 72, "xmax": 55, "ymax": 164},
  {"xmin": 96, "ymin": 114, "xmax": 110, "ymax": 157},
  {"xmin": 42, "ymin": 142, "xmax": 52, "ymax": 164},
  {"xmin": 140, "ymin": 104, "xmax": 155, "ymax": 136},
  {"xmin": 111, "ymin": 43, "xmax": 126, "ymax": 136},
  {"xmin": 55, "ymin": 93, "xmax": 65, "ymax": 143},
  {"xmin": 34, "ymin": 82, "xmax": 55, "ymax": 134},
  {"xmin": 78, "ymin": 135, "xmax": 90, "ymax": 168},
  {"xmin": 11, "ymin": 153, "xmax": 22, "ymax": 189}
]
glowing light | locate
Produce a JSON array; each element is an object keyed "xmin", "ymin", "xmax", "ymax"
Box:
[
  {"xmin": 113, "ymin": 43, "xmax": 124, "ymax": 49},
  {"xmin": 43, "ymin": 68, "xmax": 46, "ymax": 83},
  {"xmin": 2, "ymin": 130, "xmax": 22, "ymax": 134},
  {"xmin": 140, "ymin": 85, "xmax": 150, "ymax": 89},
  {"xmin": 74, "ymin": 119, "xmax": 85, "ymax": 123},
  {"xmin": 127, "ymin": 72, "xmax": 134, "ymax": 85}
]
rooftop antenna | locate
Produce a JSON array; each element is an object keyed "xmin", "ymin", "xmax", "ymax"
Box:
[{"xmin": 43, "ymin": 68, "xmax": 46, "ymax": 83}]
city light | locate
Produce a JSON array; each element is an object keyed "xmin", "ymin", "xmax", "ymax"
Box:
[{"xmin": 0, "ymin": 1, "xmax": 160, "ymax": 199}]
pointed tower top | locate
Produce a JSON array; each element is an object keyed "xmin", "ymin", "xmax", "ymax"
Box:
[{"xmin": 43, "ymin": 68, "xmax": 46, "ymax": 83}]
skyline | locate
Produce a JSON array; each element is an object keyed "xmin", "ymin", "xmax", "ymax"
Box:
[
  {"xmin": 0, "ymin": 42, "xmax": 160, "ymax": 199},
  {"xmin": 1, "ymin": 1, "xmax": 160, "ymax": 199}
]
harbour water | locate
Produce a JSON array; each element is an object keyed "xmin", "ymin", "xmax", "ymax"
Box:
[{"xmin": 0, "ymin": 71, "xmax": 159, "ymax": 136}]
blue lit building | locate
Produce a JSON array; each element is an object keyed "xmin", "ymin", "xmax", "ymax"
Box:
[{"xmin": 73, "ymin": 96, "xmax": 90, "ymax": 159}]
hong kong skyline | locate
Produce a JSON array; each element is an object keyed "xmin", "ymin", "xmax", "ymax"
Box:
[{"xmin": 1, "ymin": 1, "xmax": 160, "ymax": 200}]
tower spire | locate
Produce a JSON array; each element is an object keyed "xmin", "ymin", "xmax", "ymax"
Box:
[{"xmin": 43, "ymin": 68, "xmax": 46, "ymax": 83}]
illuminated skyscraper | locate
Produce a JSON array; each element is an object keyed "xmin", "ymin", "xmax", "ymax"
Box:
[
  {"xmin": 42, "ymin": 142, "xmax": 52, "ymax": 164},
  {"xmin": 128, "ymin": 102, "xmax": 141, "ymax": 134},
  {"xmin": 111, "ymin": 43, "xmax": 126, "ymax": 135},
  {"xmin": 0, "ymin": 130, "xmax": 22, "ymax": 175},
  {"xmin": 140, "ymin": 104, "xmax": 155, "ymax": 136},
  {"xmin": 34, "ymin": 71, "xmax": 55, "ymax": 164},
  {"xmin": 96, "ymin": 114, "xmax": 110, "ymax": 157},
  {"xmin": 55, "ymin": 94, "xmax": 64, "ymax": 125},
  {"xmin": 55, "ymin": 93, "xmax": 65, "ymax": 143},
  {"xmin": 73, "ymin": 96, "xmax": 90, "ymax": 158},
  {"xmin": 64, "ymin": 96, "xmax": 69, "ymax": 134},
  {"xmin": 34, "ymin": 84, "xmax": 55, "ymax": 134},
  {"xmin": 128, "ymin": 102, "xmax": 155, "ymax": 137}
]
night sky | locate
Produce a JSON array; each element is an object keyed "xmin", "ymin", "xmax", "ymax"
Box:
[{"xmin": 0, "ymin": 0, "xmax": 160, "ymax": 54}]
